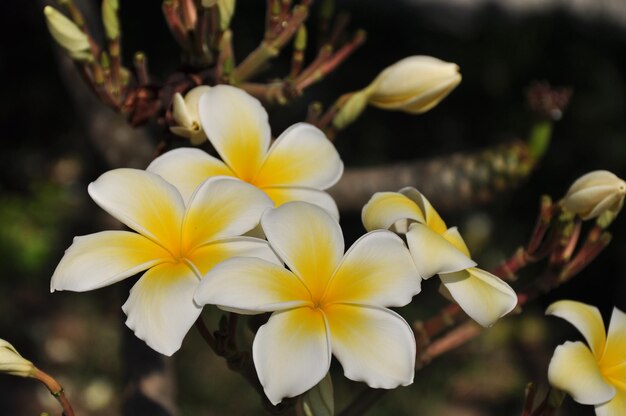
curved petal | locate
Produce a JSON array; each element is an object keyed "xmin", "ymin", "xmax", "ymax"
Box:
[
  {"xmin": 194, "ymin": 257, "xmax": 311, "ymax": 313},
  {"xmin": 88, "ymin": 169, "xmax": 185, "ymax": 250},
  {"xmin": 400, "ymin": 187, "xmax": 447, "ymax": 234},
  {"xmin": 546, "ymin": 300, "xmax": 606, "ymax": 358},
  {"xmin": 361, "ymin": 191, "xmax": 424, "ymax": 232},
  {"xmin": 596, "ymin": 388, "xmax": 626, "ymax": 416},
  {"xmin": 187, "ymin": 236, "xmax": 281, "ymax": 276},
  {"xmin": 254, "ymin": 123, "xmax": 343, "ymax": 190},
  {"xmin": 442, "ymin": 227, "xmax": 471, "ymax": 257},
  {"xmin": 147, "ymin": 148, "xmax": 234, "ymax": 204},
  {"xmin": 51, "ymin": 231, "xmax": 170, "ymax": 292},
  {"xmin": 324, "ymin": 230, "xmax": 420, "ymax": 307},
  {"xmin": 122, "ymin": 262, "xmax": 202, "ymax": 356},
  {"xmin": 548, "ymin": 341, "xmax": 615, "ymax": 405},
  {"xmin": 253, "ymin": 307, "xmax": 331, "ymax": 405},
  {"xmin": 198, "ymin": 85, "xmax": 270, "ymax": 182},
  {"xmin": 183, "ymin": 177, "xmax": 273, "ymax": 250},
  {"xmin": 261, "ymin": 202, "xmax": 344, "ymax": 299},
  {"xmin": 325, "ymin": 304, "xmax": 415, "ymax": 388},
  {"xmin": 406, "ymin": 223, "xmax": 476, "ymax": 279},
  {"xmin": 439, "ymin": 267, "xmax": 518, "ymax": 327},
  {"xmin": 600, "ymin": 307, "xmax": 626, "ymax": 369},
  {"xmin": 262, "ymin": 186, "xmax": 339, "ymax": 221}
]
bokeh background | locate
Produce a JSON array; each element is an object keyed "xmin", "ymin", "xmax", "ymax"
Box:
[{"xmin": 1, "ymin": 0, "xmax": 626, "ymax": 414}]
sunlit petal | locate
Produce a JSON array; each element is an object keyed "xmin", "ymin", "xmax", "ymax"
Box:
[
  {"xmin": 325, "ymin": 230, "xmax": 420, "ymax": 307},
  {"xmin": 546, "ymin": 300, "xmax": 607, "ymax": 358},
  {"xmin": 147, "ymin": 148, "xmax": 234, "ymax": 203},
  {"xmin": 198, "ymin": 85, "xmax": 270, "ymax": 181},
  {"xmin": 361, "ymin": 191, "xmax": 424, "ymax": 232},
  {"xmin": 261, "ymin": 202, "xmax": 344, "ymax": 299},
  {"xmin": 253, "ymin": 307, "xmax": 331, "ymax": 405},
  {"xmin": 187, "ymin": 236, "xmax": 281, "ymax": 276},
  {"xmin": 400, "ymin": 187, "xmax": 447, "ymax": 234},
  {"xmin": 595, "ymin": 388, "xmax": 626, "ymax": 416},
  {"xmin": 406, "ymin": 223, "xmax": 476, "ymax": 278},
  {"xmin": 548, "ymin": 341, "xmax": 615, "ymax": 405},
  {"xmin": 122, "ymin": 262, "xmax": 202, "ymax": 356},
  {"xmin": 88, "ymin": 169, "xmax": 185, "ymax": 249},
  {"xmin": 51, "ymin": 231, "xmax": 170, "ymax": 292},
  {"xmin": 325, "ymin": 304, "xmax": 415, "ymax": 388},
  {"xmin": 254, "ymin": 123, "xmax": 343, "ymax": 190},
  {"xmin": 600, "ymin": 307, "xmax": 626, "ymax": 369},
  {"xmin": 439, "ymin": 267, "xmax": 518, "ymax": 327},
  {"xmin": 183, "ymin": 177, "xmax": 273, "ymax": 250},
  {"xmin": 262, "ymin": 187, "xmax": 339, "ymax": 220},
  {"xmin": 194, "ymin": 257, "xmax": 311, "ymax": 313}
]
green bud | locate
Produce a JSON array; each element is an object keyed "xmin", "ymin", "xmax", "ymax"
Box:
[
  {"xmin": 332, "ymin": 90, "xmax": 370, "ymax": 130},
  {"xmin": 294, "ymin": 26, "xmax": 307, "ymax": 51},
  {"xmin": 44, "ymin": 6, "xmax": 93, "ymax": 62},
  {"xmin": 102, "ymin": 0, "xmax": 120, "ymax": 40},
  {"xmin": 217, "ymin": 0, "xmax": 236, "ymax": 30},
  {"xmin": 298, "ymin": 373, "xmax": 334, "ymax": 416}
]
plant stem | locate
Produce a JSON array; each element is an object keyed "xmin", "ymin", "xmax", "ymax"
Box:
[{"xmin": 33, "ymin": 368, "xmax": 75, "ymax": 416}]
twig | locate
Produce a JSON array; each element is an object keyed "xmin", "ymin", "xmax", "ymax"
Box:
[{"xmin": 33, "ymin": 368, "xmax": 75, "ymax": 416}]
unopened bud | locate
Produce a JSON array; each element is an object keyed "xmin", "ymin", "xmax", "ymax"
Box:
[
  {"xmin": 562, "ymin": 170, "xmax": 626, "ymax": 220},
  {"xmin": 367, "ymin": 55, "xmax": 461, "ymax": 114},
  {"xmin": 170, "ymin": 86, "xmax": 211, "ymax": 145},
  {"xmin": 0, "ymin": 339, "xmax": 36, "ymax": 378},
  {"xmin": 44, "ymin": 6, "xmax": 93, "ymax": 62},
  {"xmin": 294, "ymin": 26, "xmax": 307, "ymax": 51},
  {"xmin": 102, "ymin": 0, "xmax": 120, "ymax": 40},
  {"xmin": 297, "ymin": 373, "xmax": 334, "ymax": 416},
  {"xmin": 217, "ymin": 0, "xmax": 236, "ymax": 30},
  {"xmin": 332, "ymin": 90, "xmax": 370, "ymax": 130}
]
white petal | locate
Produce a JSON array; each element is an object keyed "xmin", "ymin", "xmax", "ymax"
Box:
[
  {"xmin": 439, "ymin": 267, "xmax": 518, "ymax": 327},
  {"xmin": 263, "ymin": 186, "xmax": 340, "ymax": 220},
  {"xmin": 596, "ymin": 388, "xmax": 626, "ymax": 416},
  {"xmin": 254, "ymin": 123, "xmax": 343, "ymax": 190},
  {"xmin": 147, "ymin": 148, "xmax": 234, "ymax": 204},
  {"xmin": 194, "ymin": 257, "xmax": 310, "ymax": 313},
  {"xmin": 325, "ymin": 230, "xmax": 420, "ymax": 307},
  {"xmin": 88, "ymin": 169, "xmax": 185, "ymax": 249},
  {"xmin": 198, "ymin": 85, "xmax": 270, "ymax": 182},
  {"xmin": 183, "ymin": 177, "xmax": 273, "ymax": 250},
  {"xmin": 600, "ymin": 307, "xmax": 626, "ymax": 369},
  {"xmin": 400, "ymin": 187, "xmax": 448, "ymax": 234},
  {"xmin": 171, "ymin": 93, "xmax": 193, "ymax": 128},
  {"xmin": 361, "ymin": 191, "xmax": 424, "ymax": 232},
  {"xmin": 406, "ymin": 223, "xmax": 476, "ymax": 279},
  {"xmin": 548, "ymin": 341, "xmax": 615, "ymax": 405},
  {"xmin": 261, "ymin": 202, "xmax": 344, "ymax": 299},
  {"xmin": 122, "ymin": 262, "xmax": 201, "ymax": 356},
  {"xmin": 441, "ymin": 227, "xmax": 471, "ymax": 257},
  {"xmin": 546, "ymin": 300, "xmax": 607, "ymax": 358},
  {"xmin": 253, "ymin": 307, "xmax": 331, "ymax": 405},
  {"xmin": 325, "ymin": 304, "xmax": 415, "ymax": 388},
  {"xmin": 51, "ymin": 231, "xmax": 170, "ymax": 292}
]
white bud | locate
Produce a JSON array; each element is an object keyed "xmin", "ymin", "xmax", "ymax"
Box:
[
  {"xmin": 44, "ymin": 6, "xmax": 93, "ymax": 62},
  {"xmin": 563, "ymin": 170, "xmax": 626, "ymax": 220},
  {"xmin": 0, "ymin": 339, "xmax": 36, "ymax": 378},
  {"xmin": 170, "ymin": 86, "xmax": 212, "ymax": 145}
]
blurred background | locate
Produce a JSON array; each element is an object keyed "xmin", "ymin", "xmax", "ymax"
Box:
[{"xmin": 1, "ymin": 0, "xmax": 626, "ymax": 414}]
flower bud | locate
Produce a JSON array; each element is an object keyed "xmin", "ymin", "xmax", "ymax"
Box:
[
  {"xmin": 297, "ymin": 373, "xmax": 334, "ymax": 416},
  {"xmin": 0, "ymin": 339, "xmax": 36, "ymax": 378},
  {"xmin": 366, "ymin": 55, "xmax": 461, "ymax": 114},
  {"xmin": 562, "ymin": 170, "xmax": 626, "ymax": 220},
  {"xmin": 170, "ymin": 86, "xmax": 212, "ymax": 145},
  {"xmin": 217, "ymin": 0, "xmax": 236, "ymax": 30},
  {"xmin": 102, "ymin": 0, "xmax": 120, "ymax": 40},
  {"xmin": 44, "ymin": 6, "xmax": 93, "ymax": 62},
  {"xmin": 332, "ymin": 90, "xmax": 369, "ymax": 130}
]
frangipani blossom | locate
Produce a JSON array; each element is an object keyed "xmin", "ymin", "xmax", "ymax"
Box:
[
  {"xmin": 195, "ymin": 202, "xmax": 420, "ymax": 404},
  {"xmin": 547, "ymin": 300, "xmax": 626, "ymax": 416},
  {"xmin": 51, "ymin": 169, "xmax": 277, "ymax": 356},
  {"xmin": 362, "ymin": 187, "xmax": 518, "ymax": 327},
  {"xmin": 148, "ymin": 85, "xmax": 344, "ymax": 219}
]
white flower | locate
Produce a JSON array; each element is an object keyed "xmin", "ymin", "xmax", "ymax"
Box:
[
  {"xmin": 562, "ymin": 170, "xmax": 626, "ymax": 220},
  {"xmin": 170, "ymin": 86, "xmax": 212, "ymax": 145},
  {"xmin": 195, "ymin": 202, "xmax": 420, "ymax": 404}
]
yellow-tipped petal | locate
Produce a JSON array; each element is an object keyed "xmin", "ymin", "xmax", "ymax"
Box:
[
  {"xmin": 595, "ymin": 388, "xmax": 626, "ymax": 416},
  {"xmin": 600, "ymin": 307, "xmax": 626, "ymax": 370},
  {"xmin": 261, "ymin": 202, "xmax": 344, "ymax": 299},
  {"xmin": 325, "ymin": 304, "xmax": 415, "ymax": 388},
  {"xmin": 439, "ymin": 267, "xmax": 518, "ymax": 327},
  {"xmin": 400, "ymin": 187, "xmax": 448, "ymax": 234},
  {"xmin": 254, "ymin": 123, "xmax": 343, "ymax": 190},
  {"xmin": 198, "ymin": 85, "xmax": 270, "ymax": 182},
  {"xmin": 88, "ymin": 169, "xmax": 185, "ymax": 251},
  {"xmin": 325, "ymin": 230, "xmax": 420, "ymax": 307},
  {"xmin": 122, "ymin": 262, "xmax": 202, "ymax": 356},
  {"xmin": 147, "ymin": 148, "xmax": 234, "ymax": 204},
  {"xmin": 194, "ymin": 257, "xmax": 310, "ymax": 313},
  {"xmin": 548, "ymin": 341, "xmax": 615, "ymax": 405},
  {"xmin": 406, "ymin": 223, "xmax": 476, "ymax": 279},
  {"xmin": 253, "ymin": 308, "xmax": 331, "ymax": 405},
  {"xmin": 182, "ymin": 177, "xmax": 273, "ymax": 250},
  {"xmin": 51, "ymin": 231, "xmax": 170, "ymax": 292},
  {"xmin": 547, "ymin": 300, "xmax": 607, "ymax": 358},
  {"xmin": 361, "ymin": 191, "xmax": 424, "ymax": 232},
  {"xmin": 263, "ymin": 187, "xmax": 339, "ymax": 220}
]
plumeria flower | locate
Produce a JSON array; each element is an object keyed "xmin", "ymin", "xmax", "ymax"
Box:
[
  {"xmin": 170, "ymin": 86, "xmax": 211, "ymax": 145},
  {"xmin": 362, "ymin": 187, "xmax": 518, "ymax": 327},
  {"xmin": 148, "ymin": 85, "xmax": 344, "ymax": 219},
  {"xmin": 195, "ymin": 202, "xmax": 420, "ymax": 404},
  {"xmin": 562, "ymin": 170, "xmax": 626, "ymax": 221},
  {"xmin": 51, "ymin": 169, "xmax": 277, "ymax": 356},
  {"xmin": 547, "ymin": 300, "xmax": 626, "ymax": 416}
]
